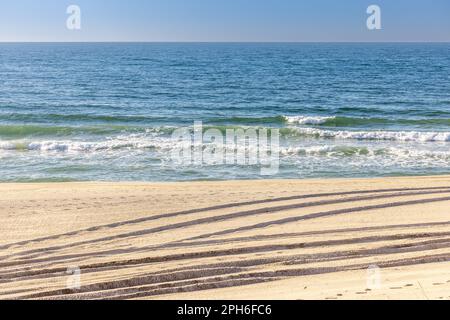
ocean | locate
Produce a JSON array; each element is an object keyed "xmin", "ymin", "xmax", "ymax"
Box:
[{"xmin": 1, "ymin": 42, "xmax": 450, "ymax": 182}]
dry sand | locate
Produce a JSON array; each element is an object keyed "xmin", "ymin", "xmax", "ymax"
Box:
[{"xmin": 0, "ymin": 176, "xmax": 449, "ymax": 300}]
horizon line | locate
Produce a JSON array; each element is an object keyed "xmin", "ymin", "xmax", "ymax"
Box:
[{"xmin": 1, "ymin": 41, "xmax": 450, "ymax": 44}]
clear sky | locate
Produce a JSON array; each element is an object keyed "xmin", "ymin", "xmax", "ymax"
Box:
[{"xmin": 1, "ymin": 0, "xmax": 449, "ymax": 42}]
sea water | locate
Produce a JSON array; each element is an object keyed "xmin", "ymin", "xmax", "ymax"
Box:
[{"xmin": 0, "ymin": 43, "xmax": 449, "ymax": 182}]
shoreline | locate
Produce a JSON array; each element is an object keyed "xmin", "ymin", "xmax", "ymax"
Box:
[
  {"xmin": 2, "ymin": 175, "xmax": 450, "ymax": 300},
  {"xmin": 3, "ymin": 173, "xmax": 450, "ymax": 184}
]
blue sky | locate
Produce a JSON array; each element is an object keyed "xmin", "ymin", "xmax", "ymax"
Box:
[{"xmin": 1, "ymin": 0, "xmax": 449, "ymax": 42}]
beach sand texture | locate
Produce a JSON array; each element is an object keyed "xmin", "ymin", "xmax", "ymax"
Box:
[{"xmin": 1, "ymin": 176, "xmax": 450, "ymax": 300}]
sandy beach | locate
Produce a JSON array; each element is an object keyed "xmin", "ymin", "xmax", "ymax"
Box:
[{"xmin": 1, "ymin": 176, "xmax": 450, "ymax": 300}]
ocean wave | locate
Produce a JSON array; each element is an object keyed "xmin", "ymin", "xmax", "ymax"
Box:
[
  {"xmin": 0, "ymin": 136, "xmax": 168, "ymax": 152},
  {"xmin": 281, "ymin": 145, "xmax": 450, "ymax": 160},
  {"xmin": 281, "ymin": 145, "xmax": 371, "ymax": 156},
  {"xmin": 0, "ymin": 132, "xmax": 450, "ymax": 161},
  {"xmin": 2, "ymin": 127, "xmax": 450, "ymax": 153},
  {"xmin": 289, "ymin": 127, "xmax": 450, "ymax": 142},
  {"xmin": 2, "ymin": 138, "xmax": 450, "ymax": 170},
  {"xmin": 283, "ymin": 115, "xmax": 334, "ymax": 125},
  {"xmin": 284, "ymin": 115, "xmax": 450, "ymax": 127},
  {"xmin": 0, "ymin": 137, "xmax": 260, "ymax": 153},
  {"xmin": 206, "ymin": 115, "xmax": 450, "ymax": 128},
  {"xmin": 4, "ymin": 114, "xmax": 450, "ymax": 138},
  {"xmin": 0, "ymin": 124, "xmax": 144, "ymax": 138}
]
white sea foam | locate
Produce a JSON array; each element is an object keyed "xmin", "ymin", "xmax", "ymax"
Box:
[
  {"xmin": 284, "ymin": 115, "xmax": 334, "ymax": 125},
  {"xmin": 281, "ymin": 144, "xmax": 450, "ymax": 159},
  {"xmin": 0, "ymin": 136, "xmax": 255, "ymax": 154},
  {"xmin": 0, "ymin": 139, "xmax": 159, "ymax": 152},
  {"xmin": 2, "ymin": 137, "xmax": 449, "ymax": 166},
  {"xmin": 1, "ymin": 129, "xmax": 450, "ymax": 156},
  {"xmin": 292, "ymin": 127, "xmax": 450, "ymax": 142}
]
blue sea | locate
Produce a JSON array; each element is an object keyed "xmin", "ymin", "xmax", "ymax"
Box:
[{"xmin": 1, "ymin": 43, "xmax": 450, "ymax": 182}]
